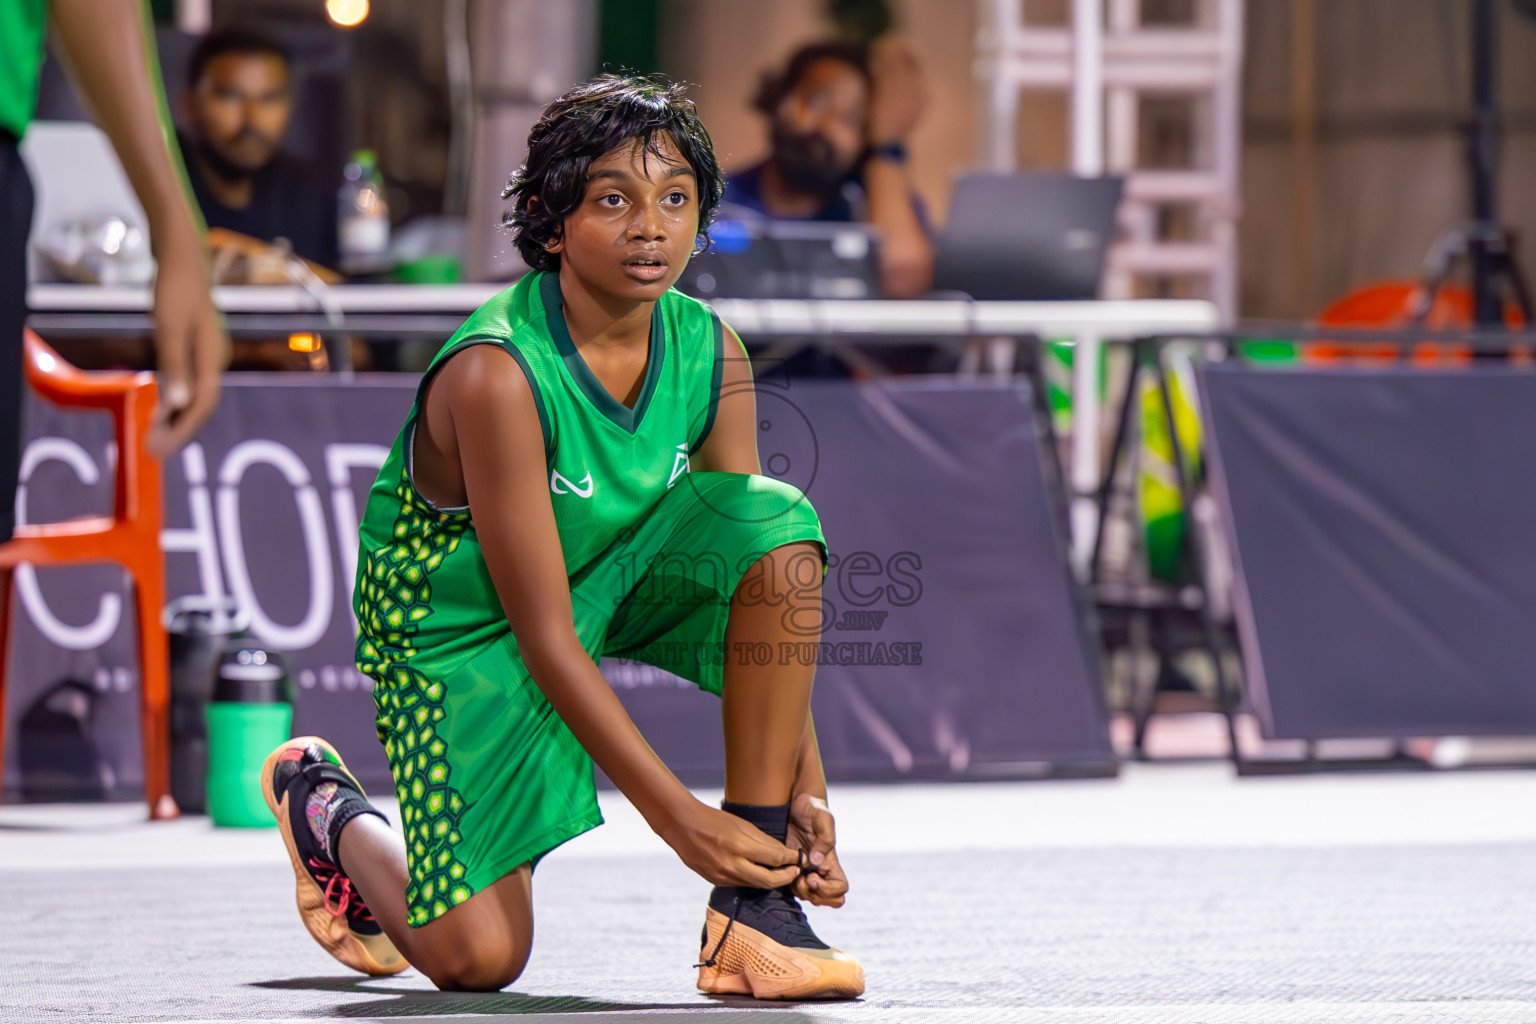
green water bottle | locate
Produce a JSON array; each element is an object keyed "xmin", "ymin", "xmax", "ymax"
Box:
[{"xmin": 206, "ymin": 645, "xmax": 294, "ymax": 828}]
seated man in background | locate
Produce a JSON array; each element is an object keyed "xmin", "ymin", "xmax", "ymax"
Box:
[
  {"xmin": 724, "ymin": 39, "xmax": 933, "ymax": 299},
  {"xmin": 179, "ymin": 28, "xmax": 339, "ymax": 278}
]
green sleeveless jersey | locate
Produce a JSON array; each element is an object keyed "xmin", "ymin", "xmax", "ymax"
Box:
[{"xmin": 354, "ymin": 270, "xmax": 726, "ymax": 676}]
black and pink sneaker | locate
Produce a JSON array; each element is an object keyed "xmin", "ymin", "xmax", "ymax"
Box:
[{"xmin": 261, "ymin": 736, "xmax": 407, "ymax": 976}]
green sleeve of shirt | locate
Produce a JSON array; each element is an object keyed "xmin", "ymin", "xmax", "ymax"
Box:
[{"xmin": 0, "ymin": 0, "xmax": 49, "ymax": 140}]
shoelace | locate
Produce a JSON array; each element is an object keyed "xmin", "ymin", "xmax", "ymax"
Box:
[
  {"xmin": 695, "ymin": 895, "xmax": 741, "ymax": 969},
  {"xmin": 307, "ymin": 857, "xmax": 377, "ymax": 925}
]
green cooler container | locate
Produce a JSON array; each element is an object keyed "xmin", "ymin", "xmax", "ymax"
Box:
[{"xmin": 206, "ymin": 646, "xmax": 294, "ymax": 828}]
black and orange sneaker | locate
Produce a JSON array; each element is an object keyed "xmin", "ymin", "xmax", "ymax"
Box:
[
  {"xmin": 261, "ymin": 737, "xmax": 407, "ymax": 976},
  {"xmin": 695, "ymin": 885, "xmax": 864, "ymax": 1000}
]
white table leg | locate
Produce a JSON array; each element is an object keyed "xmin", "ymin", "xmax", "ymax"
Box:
[{"xmin": 1069, "ymin": 330, "xmax": 1102, "ymax": 579}]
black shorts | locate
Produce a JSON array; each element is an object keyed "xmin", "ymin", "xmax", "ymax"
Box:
[{"xmin": 0, "ymin": 130, "xmax": 32, "ymax": 542}]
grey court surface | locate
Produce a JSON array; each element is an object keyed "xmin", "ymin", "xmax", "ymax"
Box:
[{"xmin": 6, "ymin": 766, "xmax": 1536, "ymax": 1024}]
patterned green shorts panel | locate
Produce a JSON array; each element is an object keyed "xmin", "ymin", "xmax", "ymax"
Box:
[
  {"xmin": 373, "ymin": 637, "xmax": 601, "ymax": 927},
  {"xmin": 368, "ymin": 471, "xmax": 826, "ymax": 927}
]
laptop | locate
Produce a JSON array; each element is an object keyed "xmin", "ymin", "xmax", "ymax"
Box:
[
  {"xmin": 934, "ymin": 172, "xmax": 1123, "ymax": 301},
  {"xmin": 675, "ymin": 217, "xmax": 883, "ymax": 301}
]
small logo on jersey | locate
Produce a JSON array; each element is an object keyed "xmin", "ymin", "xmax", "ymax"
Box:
[
  {"xmin": 667, "ymin": 443, "xmax": 691, "ymax": 490},
  {"xmin": 551, "ymin": 469, "xmax": 594, "ymax": 498}
]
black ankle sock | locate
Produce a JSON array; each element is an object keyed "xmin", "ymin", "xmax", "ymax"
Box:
[
  {"xmin": 326, "ymin": 799, "xmax": 387, "ymax": 867},
  {"xmin": 299, "ymin": 761, "xmax": 387, "ymax": 866},
  {"xmin": 720, "ymin": 800, "xmax": 790, "ymax": 843}
]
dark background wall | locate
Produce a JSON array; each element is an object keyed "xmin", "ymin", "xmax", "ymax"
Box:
[{"xmin": 1241, "ymin": 0, "xmax": 1536, "ymax": 318}]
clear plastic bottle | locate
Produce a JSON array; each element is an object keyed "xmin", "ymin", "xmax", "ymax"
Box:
[{"xmin": 338, "ymin": 149, "xmax": 390, "ymax": 266}]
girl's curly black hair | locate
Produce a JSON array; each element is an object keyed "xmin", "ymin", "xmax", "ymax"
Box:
[{"xmin": 502, "ymin": 74, "xmax": 725, "ymax": 273}]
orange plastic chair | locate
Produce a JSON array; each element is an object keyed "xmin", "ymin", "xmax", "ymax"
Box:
[{"xmin": 0, "ymin": 330, "xmax": 175, "ymax": 819}]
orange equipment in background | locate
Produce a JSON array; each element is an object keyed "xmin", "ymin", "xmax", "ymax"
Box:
[
  {"xmin": 0, "ymin": 330, "xmax": 174, "ymax": 819},
  {"xmin": 1310, "ymin": 281, "xmax": 1528, "ymax": 366}
]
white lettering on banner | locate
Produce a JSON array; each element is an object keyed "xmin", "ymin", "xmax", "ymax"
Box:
[
  {"xmin": 298, "ymin": 664, "xmax": 371, "ymax": 690},
  {"xmin": 17, "ymin": 436, "xmax": 386, "ymax": 658},
  {"xmin": 160, "ymin": 443, "xmax": 228, "ymax": 604},
  {"xmin": 14, "ymin": 437, "xmax": 122, "ymax": 650},
  {"xmin": 217, "ymin": 440, "xmax": 333, "ymax": 651},
  {"xmin": 325, "ymin": 444, "xmax": 389, "ymax": 599}
]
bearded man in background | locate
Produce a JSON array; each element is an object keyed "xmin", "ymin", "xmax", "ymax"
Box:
[{"xmin": 722, "ymin": 39, "xmax": 933, "ymax": 299}]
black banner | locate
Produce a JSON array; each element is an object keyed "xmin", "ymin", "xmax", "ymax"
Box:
[{"xmin": 1200, "ymin": 364, "xmax": 1536, "ymax": 739}]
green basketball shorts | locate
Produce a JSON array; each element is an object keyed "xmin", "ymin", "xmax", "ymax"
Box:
[{"xmin": 371, "ymin": 471, "xmax": 827, "ymax": 926}]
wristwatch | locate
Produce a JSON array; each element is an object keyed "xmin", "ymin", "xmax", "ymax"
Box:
[{"xmin": 869, "ymin": 140, "xmax": 908, "ymax": 164}]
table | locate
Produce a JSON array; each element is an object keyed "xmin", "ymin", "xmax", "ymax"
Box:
[{"xmin": 26, "ymin": 283, "xmax": 1219, "ymax": 576}]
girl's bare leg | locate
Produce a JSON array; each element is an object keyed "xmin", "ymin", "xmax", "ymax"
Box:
[
  {"xmin": 335, "ymin": 817, "xmax": 534, "ymax": 991},
  {"xmin": 720, "ymin": 541, "xmax": 824, "ymax": 804}
]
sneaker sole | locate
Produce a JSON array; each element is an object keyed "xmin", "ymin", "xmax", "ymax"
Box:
[
  {"xmin": 695, "ymin": 907, "xmax": 864, "ymax": 1000},
  {"xmin": 261, "ymin": 736, "xmax": 408, "ymax": 977}
]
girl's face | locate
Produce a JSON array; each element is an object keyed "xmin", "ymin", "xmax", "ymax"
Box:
[{"xmin": 550, "ymin": 133, "xmax": 700, "ymax": 302}]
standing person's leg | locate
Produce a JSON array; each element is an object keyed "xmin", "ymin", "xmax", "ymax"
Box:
[{"xmin": 0, "ymin": 131, "xmax": 34, "ymax": 543}]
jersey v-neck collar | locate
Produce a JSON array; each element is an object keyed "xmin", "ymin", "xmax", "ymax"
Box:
[{"xmin": 539, "ymin": 271, "xmax": 664, "ymax": 435}]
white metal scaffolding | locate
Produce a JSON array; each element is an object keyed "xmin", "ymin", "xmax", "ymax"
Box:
[{"xmin": 975, "ymin": 0, "xmax": 1244, "ymax": 322}]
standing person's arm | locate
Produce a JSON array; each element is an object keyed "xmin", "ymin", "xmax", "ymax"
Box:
[
  {"xmin": 863, "ymin": 37, "xmax": 933, "ymax": 299},
  {"xmin": 49, "ymin": 0, "xmax": 227, "ymax": 456}
]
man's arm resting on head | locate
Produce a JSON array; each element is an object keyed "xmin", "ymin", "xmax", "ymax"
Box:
[
  {"xmin": 863, "ymin": 38, "xmax": 934, "ymax": 299},
  {"xmin": 864, "ymin": 156, "xmax": 934, "ymax": 299}
]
